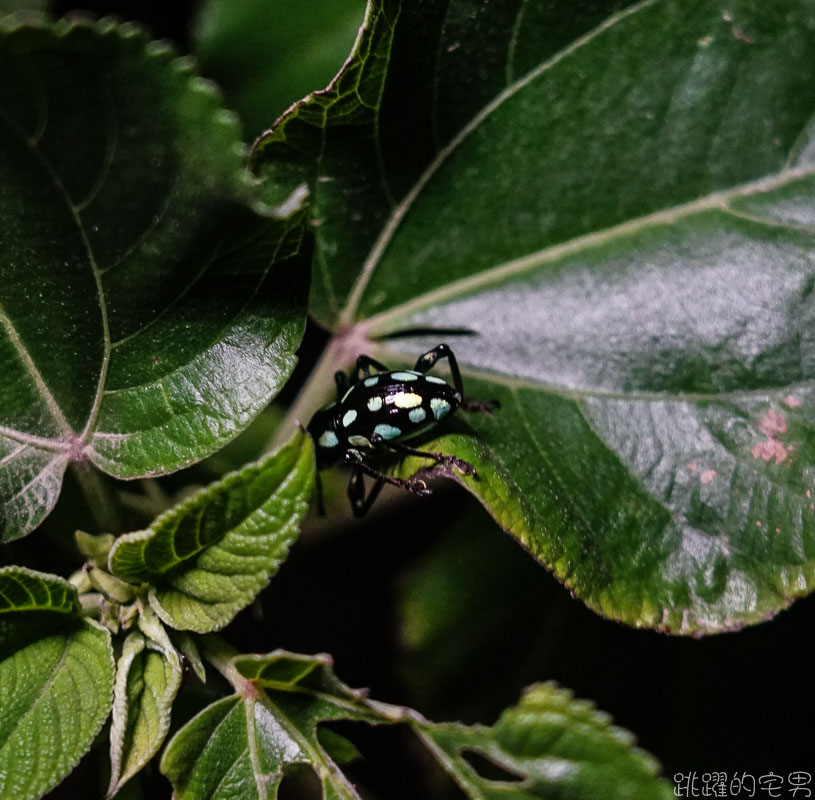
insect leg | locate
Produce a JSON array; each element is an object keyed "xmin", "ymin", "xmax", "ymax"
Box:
[
  {"xmin": 413, "ymin": 344, "xmax": 495, "ymax": 412},
  {"xmin": 354, "ymin": 354, "xmax": 389, "ymax": 380},
  {"xmin": 314, "ymin": 470, "xmax": 326, "ymax": 516},
  {"xmin": 348, "ymin": 466, "xmax": 386, "ymax": 518},
  {"xmin": 334, "ymin": 370, "xmax": 351, "ymax": 397},
  {"xmin": 373, "ymin": 436, "xmax": 477, "ymax": 477},
  {"xmin": 343, "ymin": 451, "xmax": 431, "ymax": 515},
  {"xmin": 413, "ymin": 344, "xmax": 463, "ymax": 393}
]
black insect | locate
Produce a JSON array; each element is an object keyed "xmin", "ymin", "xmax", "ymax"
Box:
[{"xmin": 307, "ymin": 344, "xmax": 492, "ymax": 517}]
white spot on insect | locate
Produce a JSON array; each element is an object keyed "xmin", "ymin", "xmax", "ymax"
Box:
[
  {"xmin": 430, "ymin": 398, "xmax": 451, "ymax": 420},
  {"xmin": 318, "ymin": 431, "xmax": 339, "ymax": 448},
  {"xmin": 342, "ymin": 409, "xmax": 358, "ymax": 427},
  {"xmin": 364, "ymin": 376, "xmax": 379, "ymax": 387},
  {"xmin": 367, "ymin": 396, "xmax": 383, "ymax": 412},
  {"xmin": 424, "ymin": 375, "xmax": 447, "ymax": 385},
  {"xmin": 373, "ymin": 423, "xmax": 401, "ymax": 440},
  {"xmin": 390, "ymin": 371, "xmax": 419, "ymax": 381},
  {"xmin": 409, "ymin": 407, "xmax": 427, "ymax": 424},
  {"xmin": 348, "ymin": 435, "xmax": 371, "ymax": 447},
  {"xmin": 393, "ymin": 392, "xmax": 422, "ymax": 409}
]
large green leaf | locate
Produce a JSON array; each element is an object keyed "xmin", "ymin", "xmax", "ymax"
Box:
[
  {"xmin": 255, "ymin": 0, "xmax": 815, "ymax": 632},
  {"xmin": 193, "ymin": 0, "xmax": 366, "ymax": 137},
  {"xmin": 0, "ymin": 568, "xmax": 115, "ymax": 800},
  {"xmin": 109, "ymin": 430, "xmax": 314, "ymax": 632},
  {"xmin": 0, "ymin": 18, "xmax": 309, "ymax": 541},
  {"xmin": 161, "ymin": 650, "xmax": 387, "ymax": 800},
  {"xmin": 416, "ymin": 682, "xmax": 673, "ymax": 800}
]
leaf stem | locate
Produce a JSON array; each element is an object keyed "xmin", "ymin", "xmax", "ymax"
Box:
[
  {"xmin": 269, "ymin": 325, "xmax": 375, "ymax": 451},
  {"xmin": 71, "ymin": 461, "xmax": 123, "ymax": 533},
  {"xmin": 198, "ymin": 634, "xmax": 243, "ymax": 690}
]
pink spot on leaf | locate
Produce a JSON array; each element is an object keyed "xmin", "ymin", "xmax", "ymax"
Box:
[
  {"xmin": 758, "ymin": 409, "xmax": 787, "ymax": 438},
  {"xmin": 751, "ymin": 439, "xmax": 787, "ymax": 465}
]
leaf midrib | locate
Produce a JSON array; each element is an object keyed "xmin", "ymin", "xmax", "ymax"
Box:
[
  {"xmin": 362, "ymin": 162, "xmax": 815, "ymax": 336},
  {"xmin": 0, "ymin": 97, "xmax": 112, "ymax": 447},
  {"xmin": 339, "ymin": 0, "xmax": 660, "ymax": 328}
]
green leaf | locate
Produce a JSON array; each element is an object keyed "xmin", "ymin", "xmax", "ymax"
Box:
[
  {"xmin": 163, "ymin": 647, "xmax": 673, "ymax": 800},
  {"xmin": 161, "ymin": 649, "xmax": 389, "ymax": 800},
  {"xmin": 193, "ymin": 0, "xmax": 366, "ymax": 137},
  {"xmin": 0, "ymin": 569, "xmax": 114, "ymax": 800},
  {"xmin": 109, "ymin": 429, "xmax": 315, "ymax": 632},
  {"xmin": 174, "ymin": 630, "xmax": 207, "ymax": 683},
  {"xmin": 108, "ymin": 627, "xmax": 182, "ymax": 797},
  {"xmin": 0, "ymin": 18, "xmax": 309, "ymax": 541},
  {"xmin": 256, "ymin": 0, "xmax": 815, "ymax": 632},
  {"xmin": 416, "ymin": 682, "xmax": 673, "ymax": 800},
  {"xmin": 76, "ymin": 529, "xmax": 116, "ymax": 569},
  {"xmin": 0, "ymin": 564, "xmax": 78, "ymax": 613}
]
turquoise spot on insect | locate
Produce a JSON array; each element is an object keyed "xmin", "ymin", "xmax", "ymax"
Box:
[
  {"xmin": 409, "ymin": 407, "xmax": 427, "ymax": 423},
  {"xmin": 424, "ymin": 375, "xmax": 447, "ymax": 385},
  {"xmin": 430, "ymin": 398, "xmax": 451, "ymax": 420},
  {"xmin": 373, "ymin": 423, "xmax": 401, "ymax": 440},
  {"xmin": 348, "ymin": 435, "xmax": 370, "ymax": 447},
  {"xmin": 342, "ymin": 409, "xmax": 358, "ymax": 427},
  {"xmin": 318, "ymin": 431, "xmax": 339, "ymax": 448},
  {"xmin": 390, "ymin": 371, "xmax": 419, "ymax": 381},
  {"xmin": 367, "ymin": 396, "xmax": 383, "ymax": 412},
  {"xmin": 364, "ymin": 376, "xmax": 379, "ymax": 387}
]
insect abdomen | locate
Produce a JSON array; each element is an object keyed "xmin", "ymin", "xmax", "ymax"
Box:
[{"xmin": 338, "ymin": 371, "xmax": 461, "ymax": 448}]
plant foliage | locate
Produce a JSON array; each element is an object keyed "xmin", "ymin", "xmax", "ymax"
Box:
[{"xmin": 1, "ymin": 0, "xmax": 811, "ymax": 797}]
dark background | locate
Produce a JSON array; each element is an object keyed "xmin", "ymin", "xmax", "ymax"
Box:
[{"xmin": 36, "ymin": 1, "xmax": 815, "ymax": 796}]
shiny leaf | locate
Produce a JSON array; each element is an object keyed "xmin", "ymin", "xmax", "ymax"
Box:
[
  {"xmin": 0, "ymin": 18, "xmax": 309, "ymax": 540},
  {"xmin": 256, "ymin": 0, "xmax": 815, "ymax": 632}
]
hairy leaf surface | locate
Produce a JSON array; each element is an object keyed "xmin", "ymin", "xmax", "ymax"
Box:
[
  {"xmin": 161, "ymin": 650, "xmax": 386, "ymax": 800},
  {"xmin": 0, "ymin": 568, "xmax": 114, "ymax": 800},
  {"xmin": 109, "ymin": 430, "xmax": 314, "ymax": 632}
]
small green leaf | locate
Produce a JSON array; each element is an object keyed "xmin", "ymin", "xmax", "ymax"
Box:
[
  {"xmin": 0, "ymin": 570, "xmax": 114, "ymax": 800},
  {"xmin": 193, "ymin": 0, "xmax": 366, "ymax": 136},
  {"xmin": 108, "ymin": 628, "xmax": 182, "ymax": 797},
  {"xmin": 257, "ymin": 0, "xmax": 815, "ymax": 632},
  {"xmin": 161, "ymin": 649, "xmax": 389, "ymax": 800},
  {"xmin": 109, "ymin": 430, "xmax": 314, "ymax": 632},
  {"xmin": 76, "ymin": 530, "xmax": 115, "ymax": 568},
  {"xmin": 88, "ymin": 565, "xmax": 137, "ymax": 604},
  {"xmin": 416, "ymin": 682, "xmax": 673, "ymax": 800},
  {"xmin": 0, "ymin": 565, "xmax": 78, "ymax": 613},
  {"xmin": 174, "ymin": 630, "xmax": 207, "ymax": 683},
  {"xmin": 0, "ymin": 19, "xmax": 309, "ymax": 541}
]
